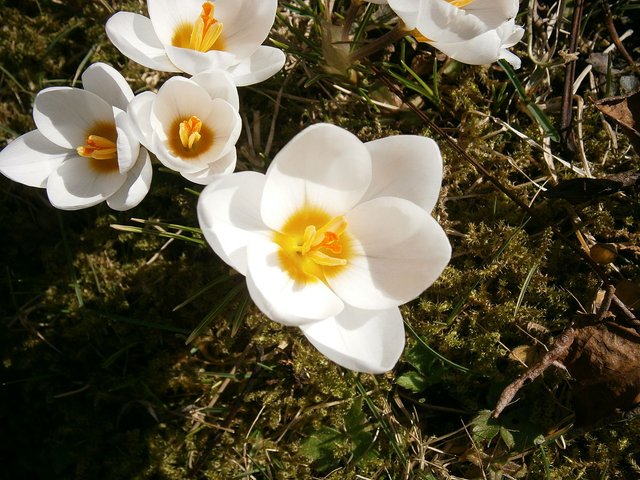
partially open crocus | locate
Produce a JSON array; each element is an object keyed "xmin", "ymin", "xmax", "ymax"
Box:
[
  {"xmin": 368, "ymin": 0, "xmax": 524, "ymax": 68},
  {"xmin": 105, "ymin": 0, "xmax": 286, "ymax": 86},
  {"xmin": 0, "ymin": 63, "xmax": 152, "ymax": 211},
  {"xmin": 197, "ymin": 123, "xmax": 451, "ymax": 373},
  {"xmin": 127, "ymin": 70, "xmax": 241, "ymax": 185}
]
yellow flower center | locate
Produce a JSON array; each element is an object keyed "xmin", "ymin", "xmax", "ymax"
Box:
[
  {"xmin": 76, "ymin": 122, "xmax": 119, "ymax": 173},
  {"xmin": 172, "ymin": 2, "xmax": 225, "ymax": 52},
  {"xmin": 274, "ymin": 207, "xmax": 352, "ymax": 284},
  {"xmin": 168, "ymin": 115, "xmax": 214, "ymax": 159},
  {"xmin": 179, "ymin": 116, "xmax": 203, "ymax": 150}
]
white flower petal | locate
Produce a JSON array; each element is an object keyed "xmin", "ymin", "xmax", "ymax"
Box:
[
  {"xmin": 0, "ymin": 130, "xmax": 70, "ymax": 188},
  {"xmin": 415, "ymin": 0, "xmax": 498, "ymax": 44},
  {"xmin": 227, "ymin": 46, "xmax": 286, "ymax": 86},
  {"xmin": 501, "ymin": 21, "xmax": 525, "ymax": 48},
  {"xmin": 147, "ymin": 0, "xmax": 203, "ymax": 45},
  {"xmin": 387, "ymin": 0, "xmax": 420, "ymax": 29},
  {"xmin": 261, "ymin": 124, "xmax": 372, "ymax": 231},
  {"xmin": 203, "ymin": 98, "xmax": 242, "ymax": 157},
  {"xmin": 463, "ymin": 0, "xmax": 519, "ymax": 25},
  {"xmin": 47, "ymin": 156, "xmax": 127, "ymax": 210},
  {"xmin": 328, "ymin": 196, "xmax": 451, "ymax": 310},
  {"xmin": 197, "ymin": 171, "xmax": 269, "ymax": 275},
  {"xmin": 152, "ymin": 76, "xmax": 215, "ymax": 130},
  {"xmin": 165, "ymin": 45, "xmax": 236, "ymax": 76},
  {"xmin": 362, "ymin": 135, "xmax": 442, "ymax": 212},
  {"xmin": 127, "ymin": 91, "xmax": 157, "ymax": 152},
  {"xmin": 81, "ymin": 62, "xmax": 134, "ymax": 111},
  {"xmin": 246, "ymin": 239, "xmax": 344, "ymax": 326},
  {"xmin": 212, "ymin": 0, "xmax": 278, "ymax": 58},
  {"xmin": 114, "ymin": 107, "xmax": 140, "ymax": 174},
  {"xmin": 107, "ymin": 149, "xmax": 153, "ymax": 211},
  {"xmin": 430, "ymin": 23, "xmax": 517, "ymax": 66},
  {"xmin": 499, "ymin": 47, "xmax": 522, "ymax": 69},
  {"xmin": 181, "ymin": 149, "xmax": 237, "ymax": 185},
  {"xmin": 191, "ymin": 69, "xmax": 240, "ymax": 110},
  {"xmin": 300, "ymin": 305, "xmax": 405, "ymax": 373},
  {"xmin": 33, "ymin": 87, "xmax": 114, "ymax": 149},
  {"xmin": 105, "ymin": 12, "xmax": 180, "ymax": 72}
]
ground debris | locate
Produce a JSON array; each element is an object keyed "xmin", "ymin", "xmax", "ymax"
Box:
[
  {"xmin": 594, "ymin": 89, "xmax": 640, "ymax": 153},
  {"xmin": 494, "ymin": 286, "xmax": 640, "ymax": 428}
]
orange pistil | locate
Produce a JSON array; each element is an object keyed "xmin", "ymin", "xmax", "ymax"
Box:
[
  {"xmin": 189, "ymin": 2, "xmax": 224, "ymax": 52},
  {"xmin": 76, "ymin": 135, "xmax": 117, "ymax": 160},
  {"xmin": 315, "ymin": 231, "xmax": 343, "ymax": 255},
  {"xmin": 294, "ymin": 216, "xmax": 348, "ymax": 267},
  {"xmin": 274, "ymin": 209, "xmax": 351, "ymax": 283},
  {"xmin": 179, "ymin": 116, "xmax": 203, "ymax": 150}
]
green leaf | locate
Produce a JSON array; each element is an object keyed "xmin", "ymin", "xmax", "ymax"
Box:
[
  {"xmin": 299, "ymin": 427, "xmax": 343, "ymax": 472},
  {"xmin": 499, "ymin": 426, "xmax": 516, "ymax": 450},
  {"xmin": 344, "ymin": 399, "xmax": 376, "ymax": 464},
  {"xmin": 396, "ymin": 371, "xmax": 429, "ymax": 393},
  {"xmin": 471, "ymin": 410, "xmax": 501, "ymax": 443}
]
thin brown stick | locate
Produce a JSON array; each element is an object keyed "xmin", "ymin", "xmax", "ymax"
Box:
[
  {"xmin": 493, "ymin": 329, "xmax": 575, "ymax": 418},
  {"xmin": 594, "ymin": 284, "xmax": 615, "ymax": 322},
  {"xmin": 611, "ymin": 294, "xmax": 640, "ymax": 333},
  {"xmin": 559, "ymin": 0, "xmax": 584, "ymax": 155},
  {"xmin": 601, "ymin": 0, "xmax": 639, "ymax": 71}
]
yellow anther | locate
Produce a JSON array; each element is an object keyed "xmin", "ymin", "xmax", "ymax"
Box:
[
  {"xmin": 77, "ymin": 135, "xmax": 117, "ymax": 160},
  {"xmin": 308, "ymin": 250, "xmax": 347, "ymax": 267},
  {"xmin": 449, "ymin": 0, "xmax": 475, "ymax": 7},
  {"xmin": 189, "ymin": 2, "xmax": 224, "ymax": 52},
  {"xmin": 179, "ymin": 116, "xmax": 203, "ymax": 150},
  {"xmin": 292, "ymin": 216, "xmax": 347, "ymax": 265}
]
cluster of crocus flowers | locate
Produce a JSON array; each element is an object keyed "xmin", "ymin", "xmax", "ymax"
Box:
[
  {"xmin": 106, "ymin": 0, "xmax": 286, "ymax": 86},
  {"xmin": 368, "ymin": 0, "xmax": 524, "ymax": 68},
  {"xmin": 197, "ymin": 124, "xmax": 451, "ymax": 373},
  {"xmin": 0, "ymin": 63, "xmax": 152, "ymax": 211},
  {"xmin": 0, "ymin": 1, "xmax": 455, "ymax": 374}
]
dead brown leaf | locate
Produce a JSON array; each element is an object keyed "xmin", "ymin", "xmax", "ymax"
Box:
[{"xmin": 594, "ymin": 89, "xmax": 640, "ymax": 153}]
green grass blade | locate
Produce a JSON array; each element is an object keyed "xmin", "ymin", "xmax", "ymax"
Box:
[{"xmin": 185, "ymin": 282, "xmax": 245, "ymax": 345}]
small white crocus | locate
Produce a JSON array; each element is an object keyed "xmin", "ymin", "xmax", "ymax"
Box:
[
  {"xmin": 197, "ymin": 123, "xmax": 451, "ymax": 373},
  {"xmin": 127, "ymin": 70, "xmax": 241, "ymax": 185},
  {"xmin": 105, "ymin": 0, "xmax": 286, "ymax": 86},
  {"xmin": 0, "ymin": 63, "xmax": 152, "ymax": 211},
  {"xmin": 368, "ymin": 0, "xmax": 524, "ymax": 68}
]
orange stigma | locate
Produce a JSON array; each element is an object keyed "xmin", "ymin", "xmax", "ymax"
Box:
[
  {"xmin": 189, "ymin": 2, "xmax": 223, "ymax": 52},
  {"xmin": 77, "ymin": 135, "xmax": 117, "ymax": 160}
]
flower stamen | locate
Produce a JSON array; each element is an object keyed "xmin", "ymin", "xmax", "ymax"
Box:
[
  {"xmin": 77, "ymin": 135, "xmax": 117, "ymax": 160},
  {"xmin": 449, "ymin": 0, "xmax": 475, "ymax": 7},
  {"xmin": 189, "ymin": 2, "xmax": 223, "ymax": 52},
  {"xmin": 293, "ymin": 217, "xmax": 347, "ymax": 266},
  {"xmin": 179, "ymin": 116, "xmax": 203, "ymax": 150}
]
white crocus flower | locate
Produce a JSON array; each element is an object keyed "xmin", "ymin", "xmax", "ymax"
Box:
[
  {"xmin": 105, "ymin": 0, "xmax": 286, "ymax": 86},
  {"xmin": 0, "ymin": 63, "xmax": 152, "ymax": 211},
  {"xmin": 368, "ymin": 0, "xmax": 524, "ymax": 68},
  {"xmin": 127, "ymin": 70, "xmax": 241, "ymax": 185},
  {"xmin": 197, "ymin": 124, "xmax": 451, "ymax": 373}
]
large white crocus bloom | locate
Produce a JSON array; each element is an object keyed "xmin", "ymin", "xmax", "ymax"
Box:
[
  {"xmin": 0, "ymin": 63, "xmax": 152, "ymax": 211},
  {"xmin": 369, "ymin": 0, "xmax": 524, "ymax": 68},
  {"xmin": 128, "ymin": 70, "xmax": 241, "ymax": 185},
  {"xmin": 105, "ymin": 0, "xmax": 286, "ymax": 86},
  {"xmin": 197, "ymin": 124, "xmax": 451, "ymax": 373}
]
